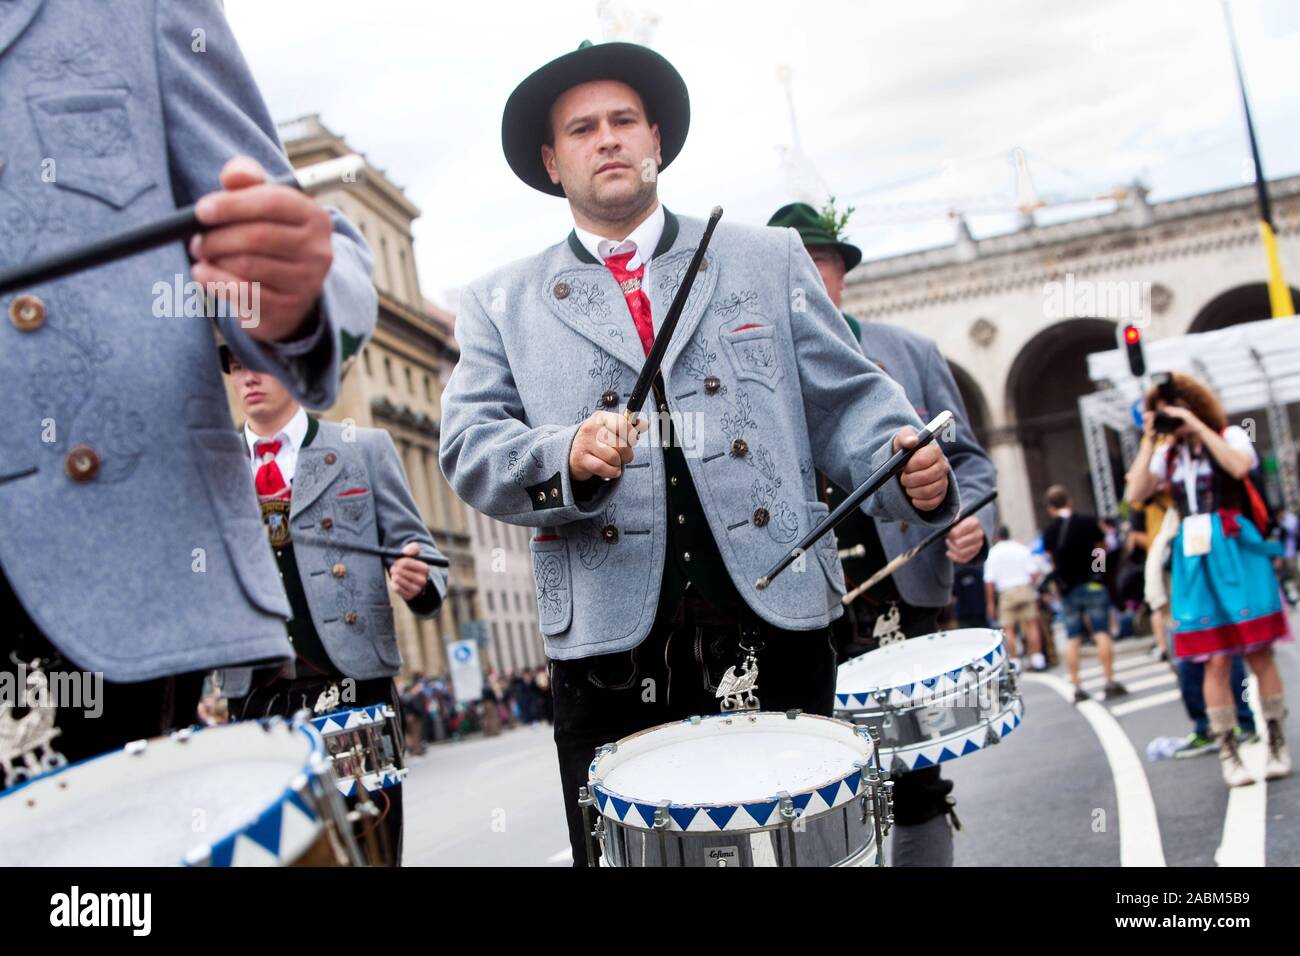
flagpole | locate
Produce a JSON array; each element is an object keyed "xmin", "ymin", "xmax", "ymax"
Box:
[{"xmin": 1221, "ymin": 0, "xmax": 1295, "ymax": 318}]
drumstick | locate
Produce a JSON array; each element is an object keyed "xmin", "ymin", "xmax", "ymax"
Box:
[
  {"xmin": 841, "ymin": 488, "xmax": 998, "ymax": 605},
  {"xmin": 291, "ymin": 534, "xmax": 450, "ymax": 567},
  {"xmin": 755, "ymin": 411, "xmax": 954, "ymax": 591},
  {"xmin": 624, "ymin": 206, "xmax": 723, "ymax": 422},
  {"xmin": 0, "ymin": 155, "xmax": 367, "ymax": 296}
]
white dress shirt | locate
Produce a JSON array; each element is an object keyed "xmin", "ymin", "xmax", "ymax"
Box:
[
  {"xmin": 573, "ymin": 201, "xmax": 664, "ymax": 328},
  {"xmin": 244, "ymin": 406, "xmax": 310, "ymax": 486}
]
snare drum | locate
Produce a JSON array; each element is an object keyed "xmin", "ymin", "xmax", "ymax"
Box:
[
  {"xmin": 310, "ymin": 703, "xmax": 406, "ymax": 798},
  {"xmin": 0, "ymin": 717, "xmax": 361, "ymax": 866},
  {"xmin": 834, "ymin": 628, "xmax": 1024, "ymax": 775},
  {"xmin": 583, "ymin": 710, "xmax": 891, "ymax": 868}
]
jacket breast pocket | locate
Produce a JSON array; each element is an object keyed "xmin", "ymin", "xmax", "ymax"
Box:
[
  {"xmin": 720, "ymin": 325, "xmax": 783, "ymax": 390},
  {"xmin": 27, "ymin": 88, "xmax": 157, "ymax": 209},
  {"xmin": 529, "ymin": 535, "xmax": 573, "ymax": 636},
  {"xmin": 808, "ymin": 501, "xmax": 847, "ymax": 596},
  {"xmin": 333, "ymin": 488, "xmax": 375, "ymax": 535}
]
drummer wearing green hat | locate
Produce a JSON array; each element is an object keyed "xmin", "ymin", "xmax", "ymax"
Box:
[
  {"xmin": 442, "ymin": 41, "xmax": 960, "ymax": 866},
  {"xmin": 767, "ymin": 200, "xmax": 998, "ymax": 867}
]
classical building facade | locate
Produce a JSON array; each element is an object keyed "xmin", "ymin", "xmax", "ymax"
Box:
[{"xmin": 842, "ymin": 176, "xmax": 1300, "ymax": 540}]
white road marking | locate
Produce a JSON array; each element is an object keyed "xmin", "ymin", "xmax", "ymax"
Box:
[
  {"xmin": 546, "ymin": 846, "xmax": 573, "ymax": 865},
  {"xmin": 1216, "ymin": 675, "xmax": 1267, "ymax": 867},
  {"xmin": 1082, "ymin": 662, "xmax": 1172, "ymax": 690},
  {"xmin": 1109, "ymin": 688, "xmax": 1184, "ymax": 717},
  {"xmin": 1026, "ymin": 672, "xmax": 1167, "ymax": 866},
  {"xmin": 1079, "ymin": 654, "xmax": 1167, "ymax": 682},
  {"xmin": 1120, "ymin": 673, "xmax": 1178, "ymax": 695}
]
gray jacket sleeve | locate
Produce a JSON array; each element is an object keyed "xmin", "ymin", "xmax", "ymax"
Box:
[
  {"xmin": 367, "ymin": 431, "xmax": 448, "ymax": 619},
  {"xmin": 439, "ymin": 285, "xmax": 618, "ymax": 527},
  {"xmin": 156, "ymin": 0, "xmax": 376, "ymax": 409},
  {"xmin": 785, "ymin": 231, "xmax": 959, "ymax": 527},
  {"xmin": 920, "ymin": 339, "xmax": 997, "ymax": 541}
]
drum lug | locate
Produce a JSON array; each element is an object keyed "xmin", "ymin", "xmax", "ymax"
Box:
[
  {"xmin": 578, "ymin": 785, "xmax": 600, "ymax": 868},
  {"xmin": 784, "ymin": 709, "xmax": 801, "ymax": 721},
  {"xmin": 777, "ymin": 792, "xmax": 799, "ymax": 868},
  {"xmin": 985, "ymin": 724, "xmax": 1001, "ymax": 747}
]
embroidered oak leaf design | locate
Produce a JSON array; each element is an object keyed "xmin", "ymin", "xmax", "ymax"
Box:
[
  {"xmin": 740, "ymin": 344, "xmax": 776, "ymax": 371},
  {"xmin": 19, "ymin": 33, "xmax": 113, "ymax": 80},
  {"xmin": 589, "ymin": 348, "xmax": 623, "ymax": 392},
  {"xmin": 753, "ymin": 446, "xmax": 781, "ymax": 485},
  {"xmin": 656, "ymin": 255, "xmax": 691, "ymax": 312},
  {"xmin": 768, "ymin": 500, "xmax": 800, "ymax": 543},
  {"xmin": 566, "ymin": 279, "xmax": 611, "ymax": 321},
  {"xmin": 576, "ymin": 503, "xmax": 616, "ymax": 571},
  {"xmin": 77, "ymin": 396, "xmax": 144, "ymax": 483},
  {"xmin": 719, "ymin": 389, "xmax": 757, "ymax": 440},
  {"xmin": 712, "ymin": 291, "xmax": 760, "ymax": 322},
  {"xmin": 534, "ymin": 555, "xmax": 567, "ymax": 619},
  {"xmin": 681, "ymin": 337, "xmax": 717, "ymax": 379}
]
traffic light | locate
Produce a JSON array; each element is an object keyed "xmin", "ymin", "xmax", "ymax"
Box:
[{"xmin": 1121, "ymin": 324, "xmax": 1146, "ymax": 377}]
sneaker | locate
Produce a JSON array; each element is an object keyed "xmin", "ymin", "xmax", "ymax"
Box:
[
  {"xmin": 1103, "ymin": 680, "xmax": 1129, "ymax": 700},
  {"xmin": 1237, "ymin": 727, "xmax": 1260, "ymax": 746},
  {"xmin": 1147, "ymin": 644, "xmax": 1164, "ymax": 660},
  {"xmin": 1174, "ymin": 733, "xmax": 1219, "ymax": 759},
  {"xmin": 1218, "ymin": 732, "xmax": 1255, "ymax": 787},
  {"xmin": 1265, "ymin": 719, "xmax": 1292, "ymax": 781},
  {"xmin": 1072, "ymin": 686, "xmax": 1090, "ymax": 704},
  {"xmin": 1030, "ymin": 653, "xmax": 1047, "ymax": 671}
]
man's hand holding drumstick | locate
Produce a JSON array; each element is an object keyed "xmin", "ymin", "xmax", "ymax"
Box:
[
  {"xmin": 569, "ymin": 410, "xmax": 649, "ymax": 481},
  {"xmin": 190, "ymin": 156, "xmax": 336, "ymax": 342}
]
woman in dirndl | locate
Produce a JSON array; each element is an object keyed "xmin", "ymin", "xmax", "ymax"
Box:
[{"xmin": 1127, "ymin": 372, "xmax": 1291, "ymax": 787}]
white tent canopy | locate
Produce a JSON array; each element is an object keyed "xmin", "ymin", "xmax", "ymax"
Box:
[
  {"xmin": 1081, "ymin": 317, "xmax": 1300, "ymax": 516},
  {"xmin": 1088, "ymin": 317, "xmax": 1300, "ymax": 413}
]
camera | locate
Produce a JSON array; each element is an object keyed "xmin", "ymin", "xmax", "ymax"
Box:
[{"xmin": 1153, "ymin": 412, "xmax": 1179, "ymax": 434}]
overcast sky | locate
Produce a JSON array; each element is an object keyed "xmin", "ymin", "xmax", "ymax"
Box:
[{"xmin": 224, "ymin": 0, "xmax": 1300, "ymax": 309}]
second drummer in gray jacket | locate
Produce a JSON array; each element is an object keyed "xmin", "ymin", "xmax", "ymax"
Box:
[
  {"xmin": 220, "ymin": 346, "xmax": 447, "ymax": 864},
  {"xmin": 767, "ymin": 202, "xmax": 997, "ymax": 869}
]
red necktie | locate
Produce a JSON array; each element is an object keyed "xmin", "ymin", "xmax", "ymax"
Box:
[
  {"xmin": 603, "ymin": 249, "xmax": 655, "ymax": 355},
  {"xmin": 253, "ymin": 440, "xmax": 288, "ymax": 498}
]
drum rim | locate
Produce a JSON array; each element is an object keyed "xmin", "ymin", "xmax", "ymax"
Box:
[
  {"xmin": 309, "ymin": 702, "xmax": 397, "ymax": 734},
  {"xmin": 0, "ymin": 717, "xmax": 330, "ymax": 867},
  {"xmin": 835, "ymin": 628, "xmax": 1006, "ymax": 708},
  {"xmin": 588, "ymin": 711, "xmax": 876, "ymax": 833},
  {"xmin": 871, "ymin": 696, "xmax": 1025, "ymax": 773}
]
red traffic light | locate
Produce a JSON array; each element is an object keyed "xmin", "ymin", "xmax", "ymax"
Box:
[{"xmin": 1122, "ymin": 324, "xmax": 1146, "ymax": 376}]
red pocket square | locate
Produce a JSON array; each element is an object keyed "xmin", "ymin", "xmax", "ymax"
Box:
[
  {"xmin": 337, "ymin": 487, "xmax": 370, "ymax": 497},
  {"xmin": 731, "ymin": 323, "xmax": 765, "ymax": 332}
]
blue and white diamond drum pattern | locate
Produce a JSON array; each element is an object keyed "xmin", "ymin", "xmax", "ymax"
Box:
[
  {"xmin": 834, "ymin": 628, "xmax": 1025, "ymax": 775},
  {"xmin": 310, "ymin": 704, "xmax": 406, "ymax": 797},
  {"xmin": 0, "ymin": 718, "xmax": 362, "ymax": 866},
  {"xmin": 585, "ymin": 711, "xmax": 891, "ymax": 867}
]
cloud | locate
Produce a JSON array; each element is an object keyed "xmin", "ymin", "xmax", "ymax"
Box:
[{"xmin": 224, "ymin": 0, "xmax": 1300, "ymax": 302}]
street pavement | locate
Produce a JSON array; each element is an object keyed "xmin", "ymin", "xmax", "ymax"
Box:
[{"xmin": 404, "ymin": 628, "xmax": 1300, "ymax": 867}]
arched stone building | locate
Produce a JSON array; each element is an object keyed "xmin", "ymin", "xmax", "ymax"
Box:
[{"xmin": 841, "ymin": 176, "xmax": 1300, "ymax": 540}]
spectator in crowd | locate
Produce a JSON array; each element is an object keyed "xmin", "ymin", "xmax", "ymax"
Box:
[
  {"xmin": 984, "ymin": 526, "xmax": 1047, "ymax": 670},
  {"xmin": 1043, "ymin": 485, "xmax": 1128, "ymax": 703},
  {"xmin": 482, "ymin": 669, "xmax": 503, "ymax": 737},
  {"xmin": 1126, "ymin": 372, "xmax": 1290, "ymax": 786},
  {"xmin": 535, "ymin": 666, "xmax": 554, "ymax": 724}
]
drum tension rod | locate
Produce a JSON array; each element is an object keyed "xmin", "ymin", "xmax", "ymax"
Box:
[{"xmin": 577, "ymin": 786, "xmax": 598, "ymax": 868}]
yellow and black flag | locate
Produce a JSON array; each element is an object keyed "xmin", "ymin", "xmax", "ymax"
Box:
[{"xmin": 1223, "ymin": 0, "xmax": 1295, "ymax": 318}]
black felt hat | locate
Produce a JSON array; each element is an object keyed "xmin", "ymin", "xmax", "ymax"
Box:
[{"xmin": 501, "ymin": 40, "xmax": 690, "ymax": 197}]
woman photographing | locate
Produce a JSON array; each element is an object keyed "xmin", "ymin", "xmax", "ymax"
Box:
[{"xmin": 1126, "ymin": 372, "xmax": 1291, "ymax": 787}]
